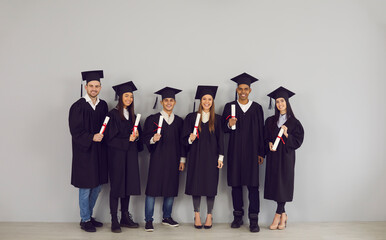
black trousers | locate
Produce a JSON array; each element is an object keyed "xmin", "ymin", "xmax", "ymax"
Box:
[
  {"xmin": 231, "ymin": 186, "xmax": 260, "ymax": 216},
  {"xmin": 110, "ymin": 193, "xmax": 130, "ymax": 215}
]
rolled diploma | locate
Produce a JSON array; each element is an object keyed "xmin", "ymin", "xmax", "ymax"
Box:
[
  {"xmin": 132, "ymin": 114, "xmax": 141, "ymax": 134},
  {"xmin": 99, "ymin": 116, "xmax": 110, "ymax": 134},
  {"xmin": 231, "ymin": 104, "xmax": 236, "ymax": 130},
  {"xmin": 272, "ymin": 128, "xmax": 284, "ymax": 151},
  {"xmin": 193, "ymin": 113, "xmax": 201, "ymax": 135},
  {"xmin": 157, "ymin": 115, "xmax": 164, "ymax": 134}
]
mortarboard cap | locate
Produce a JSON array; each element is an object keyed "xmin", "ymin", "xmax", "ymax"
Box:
[
  {"xmin": 153, "ymin": 87, "xmax": 182, "ymax": 109},
  {"xmin": 80, "ymin": 70, "xmax": 104, "ymax": 97},
  {"xmin": 267, "ymin": 86, "xmax": 295, "ymax": 109},
  {"xmin": 81, "ymin": 70, "xmax": 104, "ymax": 83},
  {"xmin": 112, "ymin": 81, "xmax": 137, "ymax": 100},
  {"xmin": 231, "ymin": 72, "xmax": 258, "ymax": 86},
  {"xmin": 194, "ymin": 85, "xmax": 218, "ymax": 100},
  {"xmin": 155, "ymin": 87, "xmax": 182, "ymax": 100}
]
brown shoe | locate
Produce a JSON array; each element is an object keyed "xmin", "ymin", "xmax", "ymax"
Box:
[
  {"xmin": 269, "ymin": 213, "xmax": 281, "ymax": 230},
  {"xmin": 278, "ymin": 213, "xmax": 287, "ymax": 230}
]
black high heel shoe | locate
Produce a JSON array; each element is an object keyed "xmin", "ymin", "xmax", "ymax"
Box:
[{"xmin": 194, "ymin": 217, "xmax": 203, "ymax": 229}]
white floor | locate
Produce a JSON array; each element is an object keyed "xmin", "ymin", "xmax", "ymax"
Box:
[{"xmin": 0, "ymin": 222, "xmax": 385, "ymax": 240}]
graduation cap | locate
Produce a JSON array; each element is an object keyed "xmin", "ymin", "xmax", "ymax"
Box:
[
  {"xmin": 193, "ymin": 85, "xmax": 218, "ymax": 112},
  {"xmin": 267, "ymin": 86, "xmax": 295, "ymax": 109},
  {"xmin": 231, "ymin": 72, "xmax": 258, "ymax": 86},
  {"xmin": 231, "ymin": 72, "xmax": 258, "ymax": 100},
  {"xmin": 112, "ymin": 81, "xmax": 137, "ymax": 101},
  {"xmin": 153, "ymin": 87, "xmax": 182, "ymax": 109},
  {"xmin": 80, "ymin": 70, "xmax": 104, "ymax": 97}
]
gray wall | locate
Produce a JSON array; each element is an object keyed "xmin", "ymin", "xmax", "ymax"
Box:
[{"xmin": 1, "ymin": 0, "xmax": 385, "ymax": 224}]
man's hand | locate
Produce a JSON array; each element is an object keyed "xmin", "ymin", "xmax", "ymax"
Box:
[
  {"xmin": 93, "ymin": 133, "xmax": 103, "ymax": 142},
  {"xmin": 189, "ymin": 133, "xmax": 197, "ymax": 142},
  {"xmin": 153, "ymin": 133, "xmax": 161, "ymax": 142},
  {"xmin": 228, "ymin": 118, "xmax": 237, "ymax": 127}
]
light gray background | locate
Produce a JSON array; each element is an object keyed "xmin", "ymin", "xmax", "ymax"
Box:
[{"xmin": 1, "ymin": 0, "xmax": 385, "ymax": 224}]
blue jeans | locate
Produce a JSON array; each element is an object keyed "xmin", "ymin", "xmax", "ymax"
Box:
[
  {"xmin": 79, "ymin": 185, "xmax": 102, "ymax": 222},
  {"xmin": 145, "ymin": 196, "xmax": 174, "ymax": 222}
]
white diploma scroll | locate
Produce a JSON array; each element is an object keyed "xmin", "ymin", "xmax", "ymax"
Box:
[
  {"xmin": 133, "ymin": 114, "xmax": 141, "ymax": 134},
  {"xmin": 193, "ymin": 113, "xmax": 201, "ymax": 135},
  {"xmin": 231, "ymin": 104, "xmax": 236, "ymax": 130},
  {"xmin": 272, "ymin": 128, "xmax": 284, "ymax": 151},
  {"xmin": 157, "ymin": 115, "xmax": 164, "ymax": 134},
  {"xmin": 99, "ymin": 116, "xmax": 110, "ymax": 134}
]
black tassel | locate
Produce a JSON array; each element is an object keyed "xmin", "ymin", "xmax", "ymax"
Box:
[
  {"xmin": 115, "ymin": 93, "xmax": 118, "ymax": 101},
  {"xmin": 269, "ymin": 97, "xmax": 273, "ymax": 110},
  {"xmin": 235, "ymin": 90, "xmax": 237, "ymax": 101},
  {"xmin": 80, "ymin": 83, "xmax": 83, "ymax": 97},
  {"xmin": 193, "ymin": 101, "xmax": 196, "ymax": 112},
  {"xmin": 153, "ymin": 96, "xmax": 158, "ymax": 109}
]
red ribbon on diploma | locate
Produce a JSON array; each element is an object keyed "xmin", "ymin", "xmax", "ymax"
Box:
[
  {"xmin": 132, "ymin": 125, "xmax": 138, "ymax": 134},
  {"xmin": 153, "ymin": 122, "xmax": 162, "ymax": 132},
  {"xmin": 194, "ymin": 126, "xmax": 199, "ymax": 139},
  {"xmin": 100, "ymin": 123, "xmax": 107, "ymax": 134},
  {"xmin": 277, "ymin": 136, "xmax": 285, "ymax": 144},
  {"xmin": 225, "ymin": 115, "xmax": 236, "ymax": 120}
]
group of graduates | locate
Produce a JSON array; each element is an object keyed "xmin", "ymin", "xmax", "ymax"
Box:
[{"xmin": 68, "ymin": 70, "xmax": 304, "ymax": 234}]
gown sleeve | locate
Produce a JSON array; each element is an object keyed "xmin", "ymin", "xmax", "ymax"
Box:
[
  {"xmin": 257, "ymin": 104, "xmax": 265, "ymax": 157},
  {"xmin": 216, "ymin": 116, "xmax": 225, "ymax": 156},
  {"xmin": 69, "ymin": 102, "xmax": 93, "ymax": 149},
  {"xmin": 105, "ymin": 111, "xmax": 130, "ymax": 151},
  {"xmin": 264, "ymin": 117, "xmax": 274, "ymax": 155},
  {"xmin": 182, "ymin": 113, "xmax": 194, "ymax": 149},
  {"xmin": 136, "ymin": 122, "xmax": 144, "ymax": 152},
  {"xmin": 285, "ymin": 119, "xmax": 304, "ymax": 150},
  {"xmin": 222, "ymin": 103, "xmax": 232, "ymax": 133},
  {"xmin": 143, "ymin": 115, "xmax": 156, "ymax": 153},
  {"xmin": 179, "ymin": 118, "xmax": 187, "ymax": 158}
]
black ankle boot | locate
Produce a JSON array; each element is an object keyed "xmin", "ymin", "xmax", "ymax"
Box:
[
  {"xmin": 111, "ymin": 214, "xmax": 121, "ymax": 233},
  {"xmin": 231, "ymin": 210, "xmax": 244, "ymax": 228},
  {"xmin": 249, "ymin": 213, "xmax": 260, "ymax": 232},
  {"xmin": 120, "ymin": 212, "xmax": 139, "ymax": 228}
]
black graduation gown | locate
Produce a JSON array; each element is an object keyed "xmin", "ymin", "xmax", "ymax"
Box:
[
  {"xmin": 143, "ymin": 113, "xmax": 185, "ymax": 197},
  {"xmin": 105, "ymin": 109, "xmax": 144, "ymax": 198},
  {"xmin": 222, "ymin": 101, "xmax": 265, "ymax": 187},
  {"xmin": 264, "ymin": 116, "xmax": 304, "ymax": 202},
  {"xmin": 182, "ymin": 112, "xmax": 224, "ymax": 197},
  {"xmin": 69, "ymin": 98, "xmax": 108, "ymax": 188}
]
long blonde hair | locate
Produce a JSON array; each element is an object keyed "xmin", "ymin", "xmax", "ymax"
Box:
[{"xmin": 198, "ymin": 100, "xmax": 215, "ymax": 134}]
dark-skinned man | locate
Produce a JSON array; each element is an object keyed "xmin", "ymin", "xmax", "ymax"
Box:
[{"xmin": 222, "ymin": 73, "xmax": 265, "ymax": 232}]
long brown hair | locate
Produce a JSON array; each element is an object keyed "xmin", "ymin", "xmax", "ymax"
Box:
[
  {"xmin": 116, "ymin": 94, "xmax": 135, "ymax": 124},
  {"xmin": 198, "ymin": 99, "xmax": 215, "ymax": 134}
]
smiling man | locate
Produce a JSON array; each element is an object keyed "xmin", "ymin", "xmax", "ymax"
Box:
[
  {"xmin": 222, "ymin": 73, "xmax": 265, "ymax": 232},
  {"xmin": 142, "ymin": 87, "xmax": 185, "ymax": 232},
  {"xmin": 68, "ymin": 70, "xmax": 108, "ymax": 233}
]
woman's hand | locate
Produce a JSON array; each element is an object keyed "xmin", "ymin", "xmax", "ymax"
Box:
[
  {"xmin": 129, "ymin": 130, "xmax": 139, "ymax": 142},
  {"xmin": 281, "ymin": 125, "xmax": 288, "ymax": 138},
  {"xmin": 258, "ymin": 156, "xmax": 264, "ymax": 165},
  {"xmin": 189, "ymin": 133, "xmax": 197, "ymax": 142},
  {"xmin": 179, "ymin": 162, "xmax": 185, "ymax": 171},
  {"xmin": 217, "ymin": 161, "xmax": 223, "ymax": 169},
  {"xmin": 269, "ymin": 142, "xmax": 276, "ymax": 152},
  {"xmin": 153, "ymin": 133, "xmax": 161, "ymax": 142}
]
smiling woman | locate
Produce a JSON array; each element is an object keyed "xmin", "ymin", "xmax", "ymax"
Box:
[
  {"xmin": 104, "ymin": 81, "xmax": 144, "ymax": 233},
  {"xmin": 181, "ymin": 85, "xmax": 224, "ymax": 229}
]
